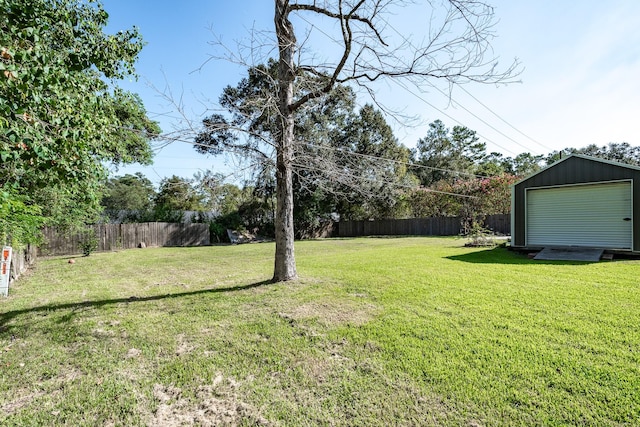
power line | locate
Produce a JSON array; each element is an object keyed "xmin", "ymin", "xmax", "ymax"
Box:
[
  {"xmin": 297, "ymin": 141, "xmax": 488, "ymax": 179},
  {"xmin": 455, "ymin": 84, "xmax": 554, "ymax": 152},
  {"xmin": 155, "ymin": 128, "xmax": 492, "ymax": 181},
  {"xmin": 124, "ymin": 130, "xmax": 495, "ymax": 201},
  {"xmin": 294, "ymin": 12, "xmax": 521, "ymax": 156},
  {"xmin": 378, "ymin": 14, "xmax": 553, "ymax": 154},
  {"xmin": 182, "ymin": 133, "xmax": 505, "ymax": 201},
  {"xmin": 292, "ymin": 162, "xmax": 479, "ymax": 199},
  {"xmin": 419, "ymin": 81, "xmax": 540, "ymax": 154},
  {"xmin": 391, "ymin": 79, "xmax": 519, "ymax": 156},
  {"xmin": 294, "ymin": 7, "xmax": 544, "ymax": 157}
]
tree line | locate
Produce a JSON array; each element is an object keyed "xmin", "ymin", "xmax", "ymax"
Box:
[{"xmin": 103, "ymin": 110, "xmax": 640, "ymax": 242}]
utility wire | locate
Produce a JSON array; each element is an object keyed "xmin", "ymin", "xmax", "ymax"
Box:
[
  {"xmin": 108, "ymin": 131, "xmax": 492, "ymax": 200},
  {"xmin": 419, "ymin": 81, "xmax": 540, "ymax": 154},
  {"xmin": 391, "ymin": 79, "xmax": 518, "ymax": 156},
  {"xmin": 292, "ymin": 162, "xmax": 479, "ymax": 198},
  {"xmin": 378, "ymin": 14, "xmax": 553, "ymax": 154},
  {"xmin": 298, "ymin": 7, "xmax": 546, "ymax": 155},
  {"xmin": 155, "ymin": 130, "xmax": 491, "ymax": 180},
  {"xmin": 294, "ymin": 12, "xmax": 520, "ymax": 156},
  {"xmin": 297, "ymin": 141, "xmax": 488, "ymax": 179},
  {"xmin": 455, "ymin": 84, "xmax": 554, "ymax": 152}
]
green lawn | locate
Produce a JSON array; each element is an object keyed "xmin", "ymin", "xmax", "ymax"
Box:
[{"xmin": 1, "ymin": 237, "xmax": 639, "ymax": 426}]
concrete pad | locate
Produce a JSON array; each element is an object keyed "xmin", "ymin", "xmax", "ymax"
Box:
[{"xmin": 534, "ymin": 247, "xmax": 604, "ymax": 262}]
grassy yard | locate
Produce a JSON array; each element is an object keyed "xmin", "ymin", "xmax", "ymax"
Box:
[{"xmin": 1, "ymin": 237, "xmax": 639, "ymax": 426}]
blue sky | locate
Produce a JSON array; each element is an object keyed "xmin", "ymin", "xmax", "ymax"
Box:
[{"xmin": 102, "ymin": 0, "xmax": 640, "ymax": 186}]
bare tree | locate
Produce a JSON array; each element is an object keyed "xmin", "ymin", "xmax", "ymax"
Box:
[
  {"xmin": 193, "ymin": 1, "xmax": 517, "ymax": 282},
  {"xmin": 269, "ymin": 0, "xmax": 517, "ymax": 281}
]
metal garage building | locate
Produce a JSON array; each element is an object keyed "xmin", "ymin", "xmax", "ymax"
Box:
[{"xmin": 510, "ymin": 154, "xmax": 640, "ymax": 253}]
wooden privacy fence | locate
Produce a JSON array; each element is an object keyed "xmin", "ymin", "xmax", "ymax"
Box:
[
  {"xmin": 337, "ymin": 214, "xmax": 510, "ymax": 237},
  {"xmin": 40, "ymin": 222, "xmax": 210, "ymax": 256}
]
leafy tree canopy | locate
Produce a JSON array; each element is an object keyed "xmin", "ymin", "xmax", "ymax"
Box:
[
  {"xmin": 195, "ymin": 61, "xmax": 413, "ymax": 234},
  {"xmin": 0, "ymin": 0, "xmax": 159, "ymax": 243},
  {"xmin": 547, "ymin": 142, "xmax": 640, "ymax": 166},
  {"xmin": 412, "ymin": 119, "xmax": 488, "ymax": 186},
  {"xmin": 154, "ymin": 175, "xmax": 205, "ymax": 215},
  {"xmin": 101, "ymin": 173, "xmax": 156, "ymax": 222}
]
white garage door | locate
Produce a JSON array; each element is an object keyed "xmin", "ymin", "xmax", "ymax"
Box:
[{"xmin": 526, "ymin": 181, "xmax": 632, "ymax": 249}]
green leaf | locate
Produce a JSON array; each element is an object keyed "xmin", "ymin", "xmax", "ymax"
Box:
[{"xmin": 0, "ymin": 0, "xmax": 157, "ymax": 243}]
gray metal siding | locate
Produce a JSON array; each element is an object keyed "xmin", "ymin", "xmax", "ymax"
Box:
[{"xmin": 512, "ymin": 155, "xmax": 640, "ymax": 251}]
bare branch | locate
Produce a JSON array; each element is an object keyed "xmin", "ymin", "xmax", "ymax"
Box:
[{"xmin": 290, "ymin": 0, "xmax": 387, "ymax": 45}]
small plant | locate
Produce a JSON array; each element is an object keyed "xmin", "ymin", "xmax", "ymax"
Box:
[
  {"xmin": 209, "ymin": 221, "xmax": 225, "ymax": 243},
  {"xmin": 79, "ymin": 229, "xmax": 99, "ymax": 256},
  {"xmin": 464, "ymin": 221, "xmax": 496, "ymax": 247},
  {"xmin": 209, "ymin": 211, "xmax": 245, "ymax": 243}
]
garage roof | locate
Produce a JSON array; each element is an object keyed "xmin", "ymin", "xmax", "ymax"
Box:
[{"xmin": 513, "ymin": 153, "xmax": 640, "ymax": 187}]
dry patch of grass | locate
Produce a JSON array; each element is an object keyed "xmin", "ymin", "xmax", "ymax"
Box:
[
  {"xmin": 279, "ymin": 299, "xmax": 378, "ymax": 327},
  {"xmin": 2, "ymin": 390, "xmax": 48, "ymax": 416},
  {"xmin": 150, "ymin": 374, "xmax": 271, "ymax": 427},
  {"xmin": 1, "ymin": 367, "xmax": 82, "ymax": 417}
]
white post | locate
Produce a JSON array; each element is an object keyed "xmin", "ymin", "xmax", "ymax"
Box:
[{"xmin": 1, "ymin": 246, "xmax": 12, "ymax": 297}]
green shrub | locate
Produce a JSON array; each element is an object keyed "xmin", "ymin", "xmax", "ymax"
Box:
[
  {"xmin": 209, "ymin": 212, "xmax": 243, "ymax": 243},
  {"xmin": 79, "ymin": 229, "xmax": 99, "ymax": 256},
  {"xmin": 464, "ymin": 221, "xmax": 496, "ymax": 247}
]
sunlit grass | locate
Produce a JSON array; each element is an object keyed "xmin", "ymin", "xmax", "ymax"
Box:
[{"xmin": 1, "ymin": 237, "xmax": 639, "ymax": 425}]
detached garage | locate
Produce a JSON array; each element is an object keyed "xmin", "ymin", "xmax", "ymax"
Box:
[{"xmin": 511, "ymin": 154, "xmax": 640, "ymax": 253}]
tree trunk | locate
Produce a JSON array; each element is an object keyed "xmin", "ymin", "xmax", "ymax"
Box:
[
  {"xmin": 273, "ymin": 0, "xmax": 298, "ymax": 282},
  {"xmin": 273, "ymin": 115, "xmax": 297, "ymax": 282}
]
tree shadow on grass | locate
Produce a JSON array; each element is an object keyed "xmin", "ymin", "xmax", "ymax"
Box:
[
  {"xmin": 0, "ymin": 280, "xmax": 272, "ymax": 329},
  {"xmin": 446, "ymin": 246, "xmax": 600, "ymax": 265}
]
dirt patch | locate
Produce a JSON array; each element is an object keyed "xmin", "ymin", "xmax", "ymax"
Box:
[
  {"xmin": 92, "ymin": 327, "xmax": 116, "ymax": 338},
  {"xmin": 150, "ymin": 373, "xmax": 271, "ymax": 426},
  {"xmin": 125, "ymin": 348, "xmax": 141, "ymax": 358},
  {"xmin": 279, "ymin": 300, "xmax": 378, "ymax": 327},
  {"xmin": 175, "ymin": 334, "xmax": 195, "ymax": 356},
  {"xmin": 144, "ymin": 281, "xmax": 190, "ymax": 291},
  {"xmin": 93, "ymin": 320, "xmax": 124, "ymax": 338}
]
